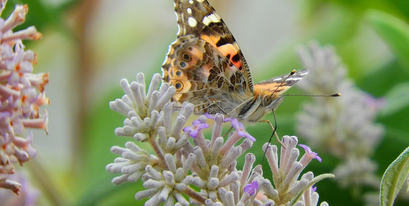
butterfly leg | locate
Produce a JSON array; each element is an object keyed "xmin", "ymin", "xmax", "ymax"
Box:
[
  {"xmin": 225, "ymin": 97, "xmax": 254, "ymax": 117},
  {"xmin": 261, "ymin": 119, "xmax": 285, "ymax": 148},
  {"xmin": 189, "ymin": 100, "xmax": 229, "ymax": 115},
  {"xmin": 202, "ymin": 100, "xmax": 230, "ymax": 115},
  {"xmin": 167, "ymin": 101, "xmax": 211, "ymax": 113},
  {"xmin": 260, "ymin": 111, "xmax": 286, "ymax": 166},
  {"xmin": 222, "ymin": 126, "xmax": 234, "ymax": 138}
]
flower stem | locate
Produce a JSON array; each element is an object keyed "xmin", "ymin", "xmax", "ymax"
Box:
[{"xmin": 149, "ymin": 137, "xmax": 167, "ymax": 169}]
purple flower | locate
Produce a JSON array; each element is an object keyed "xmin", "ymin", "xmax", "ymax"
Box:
[
  {"xmin": 299, "ymin": 144, "xmax": 322, "ymax": 162},
  {"xmin": 311, "ymin": 185, "xmax": 317, "ymax": 193},
  {"xmin": 243, "ymin": 181, "xmax": 259, "ymax": 196},
  {"xmin": 203, "ymin": 113, "xmax": 214, "ymax": 120},
  {"xmin": 183, "ymin": 119, "xmax": 209, "ymax": 138},
  {"xmin": 230, "ymin": 118, "xmax": 256, "ymax": 142}
]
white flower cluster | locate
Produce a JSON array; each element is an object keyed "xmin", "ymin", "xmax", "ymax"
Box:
[
  {"xmin": 107, "ymin": 73, "xmax": 332, "ymax": 206},
  {"xmin": 296, "ymin": 42, "xmax": 384, "ymax": 190}
]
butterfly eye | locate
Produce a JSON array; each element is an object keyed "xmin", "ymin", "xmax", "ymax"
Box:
[
  {"xmin": 262, "ymin": 96, "xmax": 272, "ymax": 106},
  {"xmin": 174, "ymin": 81, "xmax": 184, "ymax": 92},
  {"xmin": 181, "ymin": 52, "xmax": 191, "ymax": 62}
]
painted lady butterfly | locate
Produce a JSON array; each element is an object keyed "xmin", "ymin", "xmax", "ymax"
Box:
[{"xmin": 162, "ymin": 0, "xmax": 308, "ymax": 123}]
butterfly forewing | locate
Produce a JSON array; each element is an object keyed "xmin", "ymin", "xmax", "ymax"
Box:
[{"xmin": 254, "ymin": 69, "xmax": 309, "ymax": 99}]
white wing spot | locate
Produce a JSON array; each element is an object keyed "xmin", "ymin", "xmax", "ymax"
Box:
[
  {"xmin": 203, "ymin": 13, "xmax": 221, "ymax": 25},
  {"xmin": 197, "ymin": 0, "xmax": 204, "ymax": 2},
  {"xmin": 202, "ymin": 17, "xmax": 211, "ymax": 26},
  {"xmin": 188, "ymin": 17, "xmax": 197, "ymax": 27},
  {"xmin": 187, "ymin": 8, "xmax": 192, "ymax": 15},
  {"xmin": 274, "ymin": 77, "xmax": 283, "ymax": 81},
  {"xmin": 208, "ymin": 13, "xmax": 221, "ymax": 22},
  {"xmin": 189, "ymin": 0, "xmax": 194, "ymax": 4}
]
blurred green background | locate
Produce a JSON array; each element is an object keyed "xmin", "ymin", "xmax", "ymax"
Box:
[{"xmin": 7, "ymin": 0, "xmax": 409, "ymax": 205}]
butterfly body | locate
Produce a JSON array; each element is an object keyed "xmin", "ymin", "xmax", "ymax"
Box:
[{"xmin": 162, "ymin": 0, "xmax": 308, "ymax": 123}]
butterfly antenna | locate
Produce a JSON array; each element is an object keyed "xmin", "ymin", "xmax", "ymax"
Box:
[
  {"xmin": 283, "ymin": 93, "xmax": 341, "ymax": 97},
  {"xmin": 269, "ymin": 70, "xmax": 297, "ymax": 98}
]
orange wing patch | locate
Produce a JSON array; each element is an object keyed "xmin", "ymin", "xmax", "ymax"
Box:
[
  {"xmin": 254, "ymin": 83, "xmax": 290, "ymax": 100},
  {"xmin": 200, "ymin": 34, "xmax": 242, "ymax": 70}
]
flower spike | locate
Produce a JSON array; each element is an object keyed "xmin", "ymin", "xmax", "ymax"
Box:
[
  {"xmin": 0, "ymin": 1, "xmax": 46, "ymax": 200},
  {"xmin": 108, "ymin": 74, "xmax": 332, "ymax": 206}
]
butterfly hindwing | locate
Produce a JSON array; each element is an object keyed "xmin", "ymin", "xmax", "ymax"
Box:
[{"xmin": 163, "ymin": 0, "xmax": 255, "ymax": 113}]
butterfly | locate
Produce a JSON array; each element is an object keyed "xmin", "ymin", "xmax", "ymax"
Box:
[{"xmin": 162, "ymin": 0, "xmax": 308, "ymax": 123}]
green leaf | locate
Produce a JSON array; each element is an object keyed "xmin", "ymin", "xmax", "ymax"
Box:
[
  {"xmin": 380, "ymin": 146, "xmax": 409, "ymax": 206},
  {"xmin": 380, "ymin": 82, "xmax": 409, "ymax": 117},
  {"xmin": 366, "ymin": 9, "xmax": 409, "ymax": 67}
]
